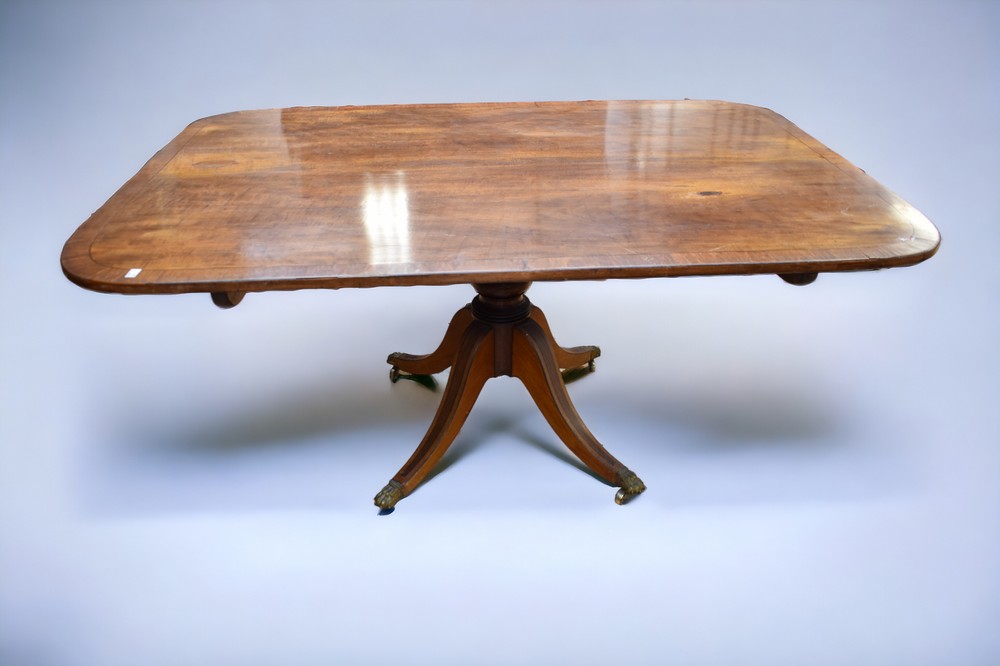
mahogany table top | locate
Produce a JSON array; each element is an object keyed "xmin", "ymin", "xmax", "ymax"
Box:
[{"xmin": 61, "ymin": 100, "xmax": 939, "ymax": 294}]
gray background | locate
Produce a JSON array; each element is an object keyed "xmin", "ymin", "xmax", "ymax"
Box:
[{"xmin": 1, "ymin": 1, "xmax": 997, "ymax": 664}]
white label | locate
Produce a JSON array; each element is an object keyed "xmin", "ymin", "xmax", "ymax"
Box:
[{"xmin": 124, "ymin": 268, "xmax": 142, "ymax": 278}]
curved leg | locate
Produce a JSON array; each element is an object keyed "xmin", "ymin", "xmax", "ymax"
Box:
[
  {"xmin": 529, "ymin": 306, "xmax": 601, "ymax": 372},
  {"xmin": 387, "ymin": 305, "xmax": 474, "ymax": 388},
  {"xmin": 375, "ymin": 320, "xmax": 495, "ymax": 510},
  {"xmin": 512, "ymin": 318, "xmax": 645, "ymax": 504}
]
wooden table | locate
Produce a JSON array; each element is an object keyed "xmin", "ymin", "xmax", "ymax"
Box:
[{"xmin": 62, "ymin": 100, "xmax": 940, "ymax": 510}]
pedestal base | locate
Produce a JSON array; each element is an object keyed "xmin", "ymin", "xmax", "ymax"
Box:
[{"xmin": 376, "ymin": 282, "xmax": 645, "ymax": 510}]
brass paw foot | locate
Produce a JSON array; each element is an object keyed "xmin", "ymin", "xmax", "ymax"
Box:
[
  {"xmin": 388, "ymin": 366, "xmax": 439, "ymax": 391},
  {"xmin": 561, "ymin": 359, "xmax": 597, "ymax": 384},
  {"xmin": 614, "ymin": 469, "xmax": 646, "ymax": 505},
  {"xmin": 558, "ymin": 346, "xmax": 600, "ymax": 384},
  {"xmin": 374, "ymin": 480, "xmax": 404, "ymax": 511}
]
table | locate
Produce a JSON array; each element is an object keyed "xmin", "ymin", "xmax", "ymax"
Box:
[{"xmin": 62, "ymin": 100, "xmax": 940, "ymax": 510}]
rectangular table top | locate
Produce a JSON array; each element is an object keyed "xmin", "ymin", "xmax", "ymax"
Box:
[{"xmin": 62, "ymin": 100, "xmax": 939, "ymax": 294}]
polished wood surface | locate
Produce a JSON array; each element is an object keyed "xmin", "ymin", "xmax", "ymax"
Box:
[{"xmin": 62, "ymin": 101, "xmax": 939, "ymax": 294}]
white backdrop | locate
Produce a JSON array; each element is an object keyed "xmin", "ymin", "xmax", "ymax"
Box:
[{"xmin": 1, "ymin": 1, "xmax": 998, "ymax": 664}]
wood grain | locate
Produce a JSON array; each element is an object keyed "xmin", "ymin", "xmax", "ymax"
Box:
[{"xmin": 61, "ymin": 101, "xmax": 939, "ymax": 294}]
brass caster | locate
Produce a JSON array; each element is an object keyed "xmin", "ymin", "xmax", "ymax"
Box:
[
  {"xmin": 614, "ymin": 469, "xmax": 646, "ymax": 505},
  {"xmin": 374, "ymin": 480, "xmax": 404, "ymax": 511},
  {"xmin": 561, "ymin": 359, "xmax": 596, "ymax": 385},
  {"xmin": 389, "ymin": 366, "xmax": 439, "ymax": 391}
]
